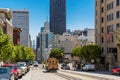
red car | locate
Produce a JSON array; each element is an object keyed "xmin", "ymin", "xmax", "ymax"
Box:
[
  {"xmin": 2, "ymin": 64, "xmax": 19, "ymax": 80},
  {"xmin": 111, "ymin": 66, "xmax": 120, "ymax": 75}
]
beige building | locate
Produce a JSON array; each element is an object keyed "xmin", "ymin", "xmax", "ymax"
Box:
[
  {"xmin": 95, "ymin": 0, "xmax": 120, "ymax": 65},
  {"xmin": 0, "ymin": 8, "xmax": 13, "ymax": 41}
]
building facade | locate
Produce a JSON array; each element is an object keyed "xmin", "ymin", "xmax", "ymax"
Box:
[
  {"xmin": 50, "ymin": 0, "xmax": 66, "ymax": 35},
  {"xmin": 0, "ymin": 8, "xmax": 13, "ymax": 41},
  {"xmin": 78, "ymin": 29, "xmax": 95, "ymax": 44},
  {"xmin": 12, "ymin": 10, "xmax": 30, "ymax": 47},
  {"xmin": 36, "ymin": 21, "xmax": 54, "ymax": 63},
  {"xmin": 13, "ymin": 28, "xmax": 22, "ymax": 45},
  {"xmin": 95, "ymin": 0, "xmax": 120, "ymax": 65}
]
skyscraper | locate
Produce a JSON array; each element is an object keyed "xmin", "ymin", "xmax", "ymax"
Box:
[
  {"xmin": 12, "ymin": 10, "xmax": 29, "ymax": 47},
  {"xmin": 50, "ymin": 0, "xmax": 66, "ymax": 35}
]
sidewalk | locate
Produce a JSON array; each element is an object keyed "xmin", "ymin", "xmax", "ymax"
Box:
[{"xmin": 75, "ymin": 69, "xmax": 111, "ymax": 75}]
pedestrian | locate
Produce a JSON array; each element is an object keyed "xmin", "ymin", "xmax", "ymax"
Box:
[{"xmin": 42, "ymin": 64, "xmax": 44, "ymax": 69}]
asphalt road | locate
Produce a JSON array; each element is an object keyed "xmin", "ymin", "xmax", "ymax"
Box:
[{"xmin": 19, "ymin": 66, "xmax": 67, "ymax": 80}]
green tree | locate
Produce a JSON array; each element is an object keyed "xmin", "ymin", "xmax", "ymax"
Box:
[
  {"xmin": 0, "ymin": 27, "xmax": 14, "ymax": 62},
  {"xmin": 14, "ymin": 45, "xmax": 35, "ymax": 62},
  {"xmin": 50, "ymin": 48, "xmax": 63, "ymax": 61},
  {"xmin": 81, "ymin": 44, "xmax": 102, "ymax": 62},
  {"xmin": 71, "ymin": 46, "xmax": 82, "ymax": 58}
]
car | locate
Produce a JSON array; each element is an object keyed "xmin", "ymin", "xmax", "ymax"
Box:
[
  {"xmin": 61, "ymin": 63, "xmax": 65, "ymax": 69},
  {"xmin": 33, "ymin": 61, "xmax": 39, "ymax": 67},
  {"xmin": 2, "ymin": 64, "xmax": 19, "ymax": 80},
  {"xmin": 63, "ymin": 65, "xmax": 70, "ymax": 70},
  {"xmin": 16, "ymin": 64, "xmax": 23, "ymax": 78},
  {"xmin": 111, "ymin": 66, "xmax": 120, "ymax": 75},
  {"xmin": 82, "ymin": 64, "xmax": 95, "ymax": 71},
  {"xmin": 0, "ymin": 67, "xmax": 15, "ymax": 80},
  {"xmin": 16, "ymin": 62, "xmax": 27, "ymax": 75}
]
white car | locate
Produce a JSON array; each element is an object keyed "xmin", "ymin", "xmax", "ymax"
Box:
[
  {"xmin": 82, "ymin": 64, "xmax": 95, "ymax": 71},
  {"xmin": 17, "ymin": 62, "xmax": 27, "ymax": 74}
]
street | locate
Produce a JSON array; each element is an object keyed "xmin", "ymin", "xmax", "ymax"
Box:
[
  {"xmin": 18, "ymin": 65, "xmax": 120, "ymax": 80},
  {"xmin": 19, "ymin": 65, "xmax": 67, "ymax": 80}
]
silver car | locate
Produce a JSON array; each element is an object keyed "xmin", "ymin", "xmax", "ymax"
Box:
[{"xmin": 0, "ymin": 67, "xmax": 15, "ymax": 80}]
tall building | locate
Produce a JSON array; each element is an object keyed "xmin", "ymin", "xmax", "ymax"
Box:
[
  {"xmin": 95, "ymin": 0, "xmax": 120, "ymax": 65},
  {"xmin": 50, "ymin": 0, "xmax": 66, "ymax": 35},
  {"xmin": 36, "ymin": 20, "xmax": 54, "ymax": 63},
  {"xmin": 12, "ymin": 10, "xmax": 29, "ymax": 47}
]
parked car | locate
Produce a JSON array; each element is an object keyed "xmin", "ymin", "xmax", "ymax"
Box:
[
  {"xmin": 0, "ymin": 67, "xmax": 15, "ymax": 80},
  {"xmin": 61, "ymin": 63, "xmax": 70, "ymax": 70},
  {"xmin": 33, "ymin": 61, "xmax": 39, "ymax": 67},
  {"xmin": 82, "ymin": 64, "xmax": 95, "ymax": 71},
  {"xmin": 16, "ymin": 64, "xmax": 23, "ymax": 78},
  {"xmin": 2, "ymin": 64, "xmax": 19, "ymax": 80},
  {"xmin": 111, "ymin": 66, "xmax": 120, "ymax": 75},
  {"xmin": 61, "ymin": 63, "xmax": 65, "ymax": 69},
  {"xmin": 16, "ymin": 62, "xmax": 27, "ymax": 75}
]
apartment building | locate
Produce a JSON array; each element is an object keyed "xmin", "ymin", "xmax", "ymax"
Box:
[
  {"xmin": 0, "ymin": 8, "xmax": 13, "ymax": 41},
  {"xmin": 95, "ymin": 0, "xmax": 120, "ymax": 65}
]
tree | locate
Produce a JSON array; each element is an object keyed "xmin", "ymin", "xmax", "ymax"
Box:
[
  {"xmin": 81, "ymin": 44, "xmax": 102, "ymax": 62},
  {"xmin": 71, "ymin": 46, "xmax": 82, "ymax": 58},
  {"xmin": 0, "ymin": 27, "xmax": 14, "ymax": 62},
  {"xmin": 50, "ymin": 48, "xmax": 63, "ymax": 61},
  {"xmin": 14, "ymin": 46, "xmax": 35, "ymax": 62}
]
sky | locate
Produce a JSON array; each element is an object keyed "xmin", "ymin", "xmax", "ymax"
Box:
[{"xmin": 0, "ymin": 0, "xmax": 95, "ymax": 41}]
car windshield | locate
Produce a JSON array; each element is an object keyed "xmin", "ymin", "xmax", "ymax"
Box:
[{"xmin": 0, "ymin": 68, "xmax": 8, "ymax": 74}]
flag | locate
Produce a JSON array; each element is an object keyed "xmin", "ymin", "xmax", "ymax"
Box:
[{"xmin": 106, "ymin": 32, "xmax": 112, "ymax": 42}]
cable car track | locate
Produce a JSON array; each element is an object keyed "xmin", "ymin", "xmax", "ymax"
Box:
[
  {"xmin": 55, "ymin": 73, "xmax": 82, "ymax": 80},
  {"xmin": 57, "ymin": 70, "xmax": 115, "ymax": 80}
]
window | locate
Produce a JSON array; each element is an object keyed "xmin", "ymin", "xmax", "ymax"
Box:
[
  {"xmin": 101, "ymin": 17, "xmax": 104, "ymax": 23},
  {"xmin": 116, "ymin": 11, "xmax": 120, "ymax": 18},
  {"xmin": 96, "ymin": 10, "xmax": 97, "ymax": 16},
  {"xmin": 101, "ymin": 27, "xmax": 104, "ymax": 33},
  {"xmin": 101, "ymin": 7, "xmax": 104, "ymax": 13},
  {"xmin": 116, "ymin": 23, "xmax": 120, "ymax": 29},
  {"xmin": 107, "ymin": 13, "xmax": 114, "ymax": 21},
  {"xmin": 111, "ymin": 35, "xmax": 114, "ymax": 43},
  {"xmin": 96, "ymin": 19, "xmax": 97, "ymax": 25},
  {"xmin": 101, "ymin": 37, "xmax": 104, "ymax": 43},
  {"xmin": 107, "ymin": 2, "xmax": 114, "ymax": 11},
  {"xmin": 96, "ymin": 1, "xmax": 97, "ymax": 7},
  {"xmin": 107, "ymin": 25, "xmax": 114, "ymax": 33},
  {"xmin": 101, "ymin": 0, "xmax": 104, "ymax": 3},
  {"xmin": 116, "ymin": 0, "xmax": 120, "ymax": 6},
  {"xmin": 102, "ymin": 47, "xmax": 104, "ymax": 53}
]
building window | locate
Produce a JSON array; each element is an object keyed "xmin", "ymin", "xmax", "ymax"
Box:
[
  {"xmin": 101, "ymin": 27, "xmax": 104, "ymax": 33},
  {"xmin": 96, "ymin": 10, "xmax": 97, "ymax": 16},
  {"xmin": 101, "ymin": 17, "xmax": 104, "ymax": 23},
  {"xmin": 107, "ymin": 2, "xmax": 114, "ymax": 11},
  {"xmin": 96, "ymin": 19, "xmax": 97, "ymax": 25},
  {"xmin": 116, "ymin": 23, "xmax": 120, "ymax": 29},
  {"xmin": 101, "ymin": 0, "xmax": 104, "ymax": 3},
  {"xmin": 116, "ymin": 11, "xmax": 120, "ymax": 18},
  {"xmin": 107, "ymin": 13, "xmax": 114, "ymax": 21},
  {"xmin": 101, "ymin": 37, "xmax": 104, "ymax": 43},
  {"xmin": 101, "ymin": 7, "xmax": 104, "ymax": 13},
  {"xmin": 116, "ymin": 0, "xmax": 120, "ymax": 6},
  {"xmin": 96, "ymin": 1, "xmax": 97, "ymax": 7},
  {"xmin": 102, "ymin": 47, "xmax": 104, "ymax": 53},
  {"xmin": 111, "ymin": 35, "xmax": 114, "ymax": 43},
  {"xmin": 107, "ymin": 25, "xmax": 114, "ymax": 33}
]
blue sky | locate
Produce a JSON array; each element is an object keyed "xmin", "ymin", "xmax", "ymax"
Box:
[{"xmin": 0, "ymin": 0, "xmax": 94, "ymax": 41}]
